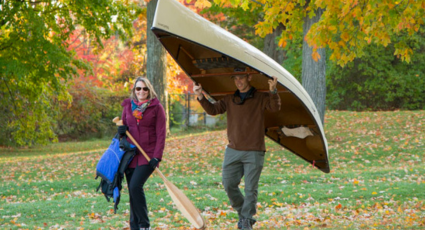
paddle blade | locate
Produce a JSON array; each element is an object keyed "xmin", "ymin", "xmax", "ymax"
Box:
[{"xmin": 163, "ymin": 177, "xmax": 205, "ymax": 229}]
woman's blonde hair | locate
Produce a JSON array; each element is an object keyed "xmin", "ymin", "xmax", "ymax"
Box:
[{"xmin": 130, "ymin": 77, "xmax": 158, "ymax": 101}]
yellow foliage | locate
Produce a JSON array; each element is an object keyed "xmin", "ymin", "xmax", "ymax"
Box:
[
  {"xmin": 394, "ymin": 47, "xmax": 413, "ymax": 63},
  {"xmin": 194, "ymin": 0, "xmax": 212, "ymax": 8},
  {"xmin": 341, "ymin": 32, "xmax": 350, "ymax": 42},
  {"xmin": 278, "ymin": 38, "xmax": 287, "ymax": 48},
  {"xmin": 312, "ymin": 51, "xmax": 321, "ymax": 62},
  {"xmin": 201, "ymin": 0, "xmax": 423, "ymax": 66},
  {"xmin": 328, "ymin": 25, "xmax": 337, "ymax": 32}
]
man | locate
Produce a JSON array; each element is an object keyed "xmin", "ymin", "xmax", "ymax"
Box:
[{"xmin": 193, "ymin": 68, "xmax": 281, "ymax": 229}]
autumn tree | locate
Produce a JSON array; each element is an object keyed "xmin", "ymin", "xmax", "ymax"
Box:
[
  {"xmin": 0, "ymin": 0, "xmax": 140, "ymax": 146},
  {"xmin": 53, "ymin": 27, "xmax": 139, "ymax": 140},
  {"xmin": 146, "ymin": 0, "xmax": 169, "ymax": 132},
  {"xmin": 204, "ymin": 5, "xmax": 286, "ymax": 63},
  {"xmin": 302, "ymin": 6, "xmax": 326, "ymax": 124},
  {"xmin": 197, "ymin": 0, "xmax": 425, "ymax": 122},
  {"xmin": 125, "ymin": 5, "xmax": 188, "ymax": 96},
  {"xmin": 144, "ymin": 0, "xmax": 210, "ymax": 132},
  {"xmin": 55, "ymin": 8, "xmax": 190, "ymax": 140}
]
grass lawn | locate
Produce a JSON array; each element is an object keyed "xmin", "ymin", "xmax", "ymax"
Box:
[{"xmin": 1, "ymin": 110, "xmax": 424, "ymax": 229}]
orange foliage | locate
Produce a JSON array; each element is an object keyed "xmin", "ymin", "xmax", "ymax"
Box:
[
  {"xmin": 65, "ymin": 1, "xmax": 233, "ymax": 96},
  {"xmin": 67, "ymin": 27, "xmax": 134, "ymax": 91},
  {"xmin": 67, "ymin": 16, "xmax": 191, "ymax": 95}
]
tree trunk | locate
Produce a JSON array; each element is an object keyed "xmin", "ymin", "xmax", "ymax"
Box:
[
  {"xmin": 301, "ymin": 7, "xmax": 326, "ymax": 124},
  {"xmin": 147, "ymin": 0, "xmax": 169, "ymax": 133},
  {"xmin": 263, "ymin": 23, "xmax": 286, "ymax": 64}
]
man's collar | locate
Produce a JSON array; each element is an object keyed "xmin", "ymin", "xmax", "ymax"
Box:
[{"xmin": 235, "ymin": 86, "xmax": 255, "ymax": 96}]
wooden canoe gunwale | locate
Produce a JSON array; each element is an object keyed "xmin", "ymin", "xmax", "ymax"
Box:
[
  {"xmin": 210, "ymin": 89, "xmax": 289, "ymax": 96},
  {"xmin": 192, "ymin": 71, "xmax": 260, "ymax": 78}
]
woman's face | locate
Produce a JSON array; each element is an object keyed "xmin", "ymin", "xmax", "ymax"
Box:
[{"xmin": 135, "ymin": 81, "xmax": 149, "ymax": 101}]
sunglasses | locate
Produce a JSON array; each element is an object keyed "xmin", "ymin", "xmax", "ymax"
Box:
[{"xmin": 135, "ymin": 87, "xmax": 149, "ymax": 92}]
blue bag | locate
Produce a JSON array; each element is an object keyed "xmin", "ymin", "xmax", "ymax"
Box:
[{"xmin": 96, "ymin": 134, "xmax": 136, "ymax": 213}]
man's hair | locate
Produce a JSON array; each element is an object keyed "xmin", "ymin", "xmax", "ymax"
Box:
[
  {"xmin": 234, "ymin": 67, "xmax": 246, "ymax": 72},
  {"xmin": 231, "ymin": 67, "xmax": 248, "ymax": 78}
]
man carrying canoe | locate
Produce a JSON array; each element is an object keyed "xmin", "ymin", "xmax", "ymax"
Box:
[{"xmin": 193, "ymin": 68, "xmax": 281, "ymax": 230}]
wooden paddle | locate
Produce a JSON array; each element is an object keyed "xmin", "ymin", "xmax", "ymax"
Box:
[{"xmin": 112, "ymin": 117, "xmax": 205, "ymax": 229}]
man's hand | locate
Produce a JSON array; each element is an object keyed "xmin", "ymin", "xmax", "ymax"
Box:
[
  {"xmin": 193, "ymin": 83, "xmax": 204, "ymax": 100},
  {"xmin": 268, "ymin": 76, "xmax": 278, "ymax": 92}
]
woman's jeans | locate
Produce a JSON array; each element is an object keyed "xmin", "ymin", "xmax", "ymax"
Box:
[{"xmin": 125, "ymin": 165, "xmax": 154, "ymax": 229}]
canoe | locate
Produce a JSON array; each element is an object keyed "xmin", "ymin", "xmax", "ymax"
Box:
[{"xmin": 151, "ymin": 0, "xmax": 330, "ymax": 173}]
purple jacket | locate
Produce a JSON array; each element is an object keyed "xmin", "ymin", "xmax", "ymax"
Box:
[{"xmin": 121, "ymin": 98, "xmax": 166, "ymax": 168}]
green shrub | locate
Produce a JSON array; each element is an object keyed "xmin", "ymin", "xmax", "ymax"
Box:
[
  {"xmin": 169, "ymin": 94, "xmax": 186, "ymax": 128},
  {"xmin": 326, "ymin": 35, "xmax": 425, "ymax": 111},
  {"xmin": 55, "ymin": 81, "xmax": 126, "ymax": 141}
]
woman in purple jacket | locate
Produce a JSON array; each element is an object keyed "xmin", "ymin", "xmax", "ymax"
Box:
[{"xmin": 118, "ymin": 77, "xmax": 166, "ymax": 230}]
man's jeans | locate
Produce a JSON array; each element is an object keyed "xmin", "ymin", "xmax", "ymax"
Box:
[{"xmin": 222, "ymin": 147, "xmax": 265, "ymax": 221}]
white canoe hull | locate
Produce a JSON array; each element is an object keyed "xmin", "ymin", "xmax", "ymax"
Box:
[{"xmin": 152, "ymin": 0, "xmax": 330, "ymax": 173}]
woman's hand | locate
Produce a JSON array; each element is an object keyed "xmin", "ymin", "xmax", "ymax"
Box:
[
  {"xmin": 118, "ymin": 125, "xmax": 128, "ymax": 137},
  {"xmin": 149, "ymin": 158, "xmax": 160, "ymax": 169}
]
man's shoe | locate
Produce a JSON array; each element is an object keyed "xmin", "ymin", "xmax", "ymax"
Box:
[
  {"xmin": 237, "ymin": 219, "xmax": 243, "ymax": 229},
  {"xmin": 241, "ymin": 218, "xmax": 253, "ymax": 230}
]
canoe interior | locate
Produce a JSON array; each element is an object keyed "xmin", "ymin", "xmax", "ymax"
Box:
[{"xmin": 153, "ymin": 29, "xmax": 330, "ymax": 173}]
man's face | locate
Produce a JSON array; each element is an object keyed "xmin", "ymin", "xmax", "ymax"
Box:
[{"xmin": 233, "ymin": 75, "xmax": 252, "ymax": 93}]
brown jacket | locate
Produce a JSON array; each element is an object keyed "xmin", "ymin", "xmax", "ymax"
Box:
[{"xmin": 198, "ymin": 89, "xmax": 281, "ymax": 151}]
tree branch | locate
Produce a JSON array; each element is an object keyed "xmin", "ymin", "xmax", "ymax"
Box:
[
  {"xmin": 1, "ymin": 76, "xmax": 25, "ymax": 128},
  {"xmin": 0, "ymin": 42, "xmax": 14, "ymax": 52},
  {"xmin": 250, "ymin": 0, "xmax": 264, "ymax": 7},
  {"xmin": 66, "ymin": 29, "xmax": 85, "ymax": 49},
  {"xmin": 0, "ymin": 32, "xmax": 19, "ymax": 52},
  {"xmin": 11, "ymin": 0, "xmax": 51, "ymax": 4}
]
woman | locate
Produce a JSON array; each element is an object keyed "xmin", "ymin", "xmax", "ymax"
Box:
[{"xmin": 118, "ymin": 77, "xmax": 166, "ymax": 230}]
